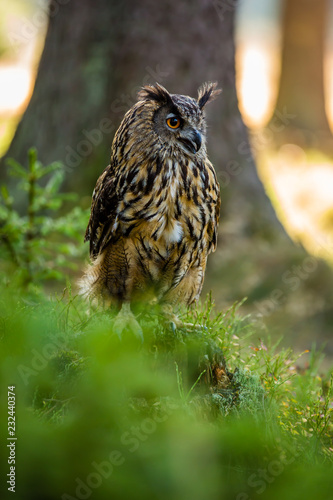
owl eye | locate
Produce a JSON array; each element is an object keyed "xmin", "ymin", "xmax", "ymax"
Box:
[{"xmin": 166, "ymin": 116, "xmax": 181, "ymax": 129}]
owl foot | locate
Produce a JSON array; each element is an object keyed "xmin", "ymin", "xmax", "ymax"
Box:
[
  {"xmin": 161, "ymin": 305, "xmax": 202, "ymax": 332},
  {"xmin": 170, "ymin": 319, "xmax": 207, "ymax": 332},
  {"xmin": 112, "ymin": 303, "xmax": 143, "ymax": 342}
]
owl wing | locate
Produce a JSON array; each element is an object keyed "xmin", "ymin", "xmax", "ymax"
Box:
[
  {"xmin": 210, "ymin": 185, "xmax": 220, "ymax": 253},
  {"xmin": 84, "ymin": 165, "xmax": 119, "ymax": 258},
  {"xmin": 205, "ymin": 163, "xmax": 221, "ymax": 254}
]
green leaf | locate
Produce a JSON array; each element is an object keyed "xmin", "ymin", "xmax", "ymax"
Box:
[
  {"xmin": 0, "ymin": 205, "xmax": 9, "ymax": 220},
  {"xmin": 6, "ymin": 158, "xmax": 28, "ymax": 179},
  {"xmin": 35, "ymin": 162, "xmax": 64, "ymax": 180},
  {"xmin": 0, "ymin": 185, "xmax": 9, "ymax": 201},
  {"xmin": 45, "ymin": 170, "xmax": 65, "ymax": 194}
]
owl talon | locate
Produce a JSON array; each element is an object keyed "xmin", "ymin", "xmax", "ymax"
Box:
[
  {"xmin": 183, "ymin": 322, "xmax": 207, "ymax": 331},
  {"xmin": 169, "ymin": 321, "xmax": 177, "ymax": 334},
  {"xmin": 112, "ymin": 303, "xmax": 144, "ymax": 342}
]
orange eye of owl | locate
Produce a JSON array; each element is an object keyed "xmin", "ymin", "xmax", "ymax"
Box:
[{"xmin": 166, "ymin": 116, "xmax": 181, "ymax": 129}]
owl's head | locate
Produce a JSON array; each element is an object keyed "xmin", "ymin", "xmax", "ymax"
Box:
[{"xmin": 136, "ymin": 82, "xmax": 221, "ymax": 158}]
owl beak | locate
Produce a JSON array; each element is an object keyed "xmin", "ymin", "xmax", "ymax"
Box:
[
  {"xmin": 179, "ymin": 129, "xmax": 202, "ymax": 154},
  {"xmin": 192, "ymin": 129, "xmax": 202, "ymax": 152}
]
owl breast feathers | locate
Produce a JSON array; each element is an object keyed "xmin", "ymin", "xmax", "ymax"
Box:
[{"xmin": 81, "ymin": 82, "xmax": 221, "ymax": 307}]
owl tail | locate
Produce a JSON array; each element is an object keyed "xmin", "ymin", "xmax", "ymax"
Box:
[{"xmin": 78, "ymin": 253, "xmax": 107, "ymax": 300}]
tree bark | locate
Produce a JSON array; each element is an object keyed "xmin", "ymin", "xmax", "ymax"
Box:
[
  {"xmin": 4, "ymin": 0, "xmax": 285, "ymax": 235},
  {"xmin": 272, "ymin": 0, "xmax": 333, "ymax": 151}
]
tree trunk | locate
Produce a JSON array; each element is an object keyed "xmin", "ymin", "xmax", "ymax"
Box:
[
  {"xmin": 272, "ymin": 0, "xmax": 333, "ymax": 151},
  {"xmin": 3, "ymin": 0, "xmax": 285, "ymax": 236}
]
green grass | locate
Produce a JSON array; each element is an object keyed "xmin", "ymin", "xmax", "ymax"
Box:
[{"xmin": 0, "ymin": 286, "xmax": 332, "ymax": 500}]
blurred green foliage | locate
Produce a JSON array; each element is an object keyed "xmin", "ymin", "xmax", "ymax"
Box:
[
  {"xmin": 0, "ymin": 288, "xmax": 332, "ymax": 500},
  {"xmin": 0, "ymin": 151, "xmax": 332, "ymax": 499},
  {"xmin": 0, "ymin": 148, "xmax": 89, "ymax": 290}
]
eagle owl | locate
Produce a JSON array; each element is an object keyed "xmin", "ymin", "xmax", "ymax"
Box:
[{"xmin": 81, "ymin": 82, "xmax": 221, "ymax": 337}]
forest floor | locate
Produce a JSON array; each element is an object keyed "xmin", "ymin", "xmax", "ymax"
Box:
[{"xmin": 1, "ymin": 288, "xmax": 333, "ymax": 500}]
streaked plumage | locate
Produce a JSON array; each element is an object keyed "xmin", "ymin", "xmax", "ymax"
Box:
[{"xmin": 81, "ymin": 82, "xmax": 220, "ymax": 327}]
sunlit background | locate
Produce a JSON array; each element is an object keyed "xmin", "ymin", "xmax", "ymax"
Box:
[
  {"xmin": 236, "ymin": 0, "xmax": 333, "ymax": 263},
  {"xmin": 0, "ymin": 0, "xmax": 333, "ymax": 262}
]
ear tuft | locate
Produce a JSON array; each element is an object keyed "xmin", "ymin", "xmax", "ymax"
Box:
[
  {"xmin": 137, "ymin": 83, "xmax": 173, "ymax": 106},
  {"xmin": 197, "ymin": 82, "xmax": 222, "ymax": 109}
]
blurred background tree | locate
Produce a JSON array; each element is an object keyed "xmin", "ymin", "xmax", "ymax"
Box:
[{"xmin": 271, "ymin": 0, "xmax": 333, "ymax": 152}]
